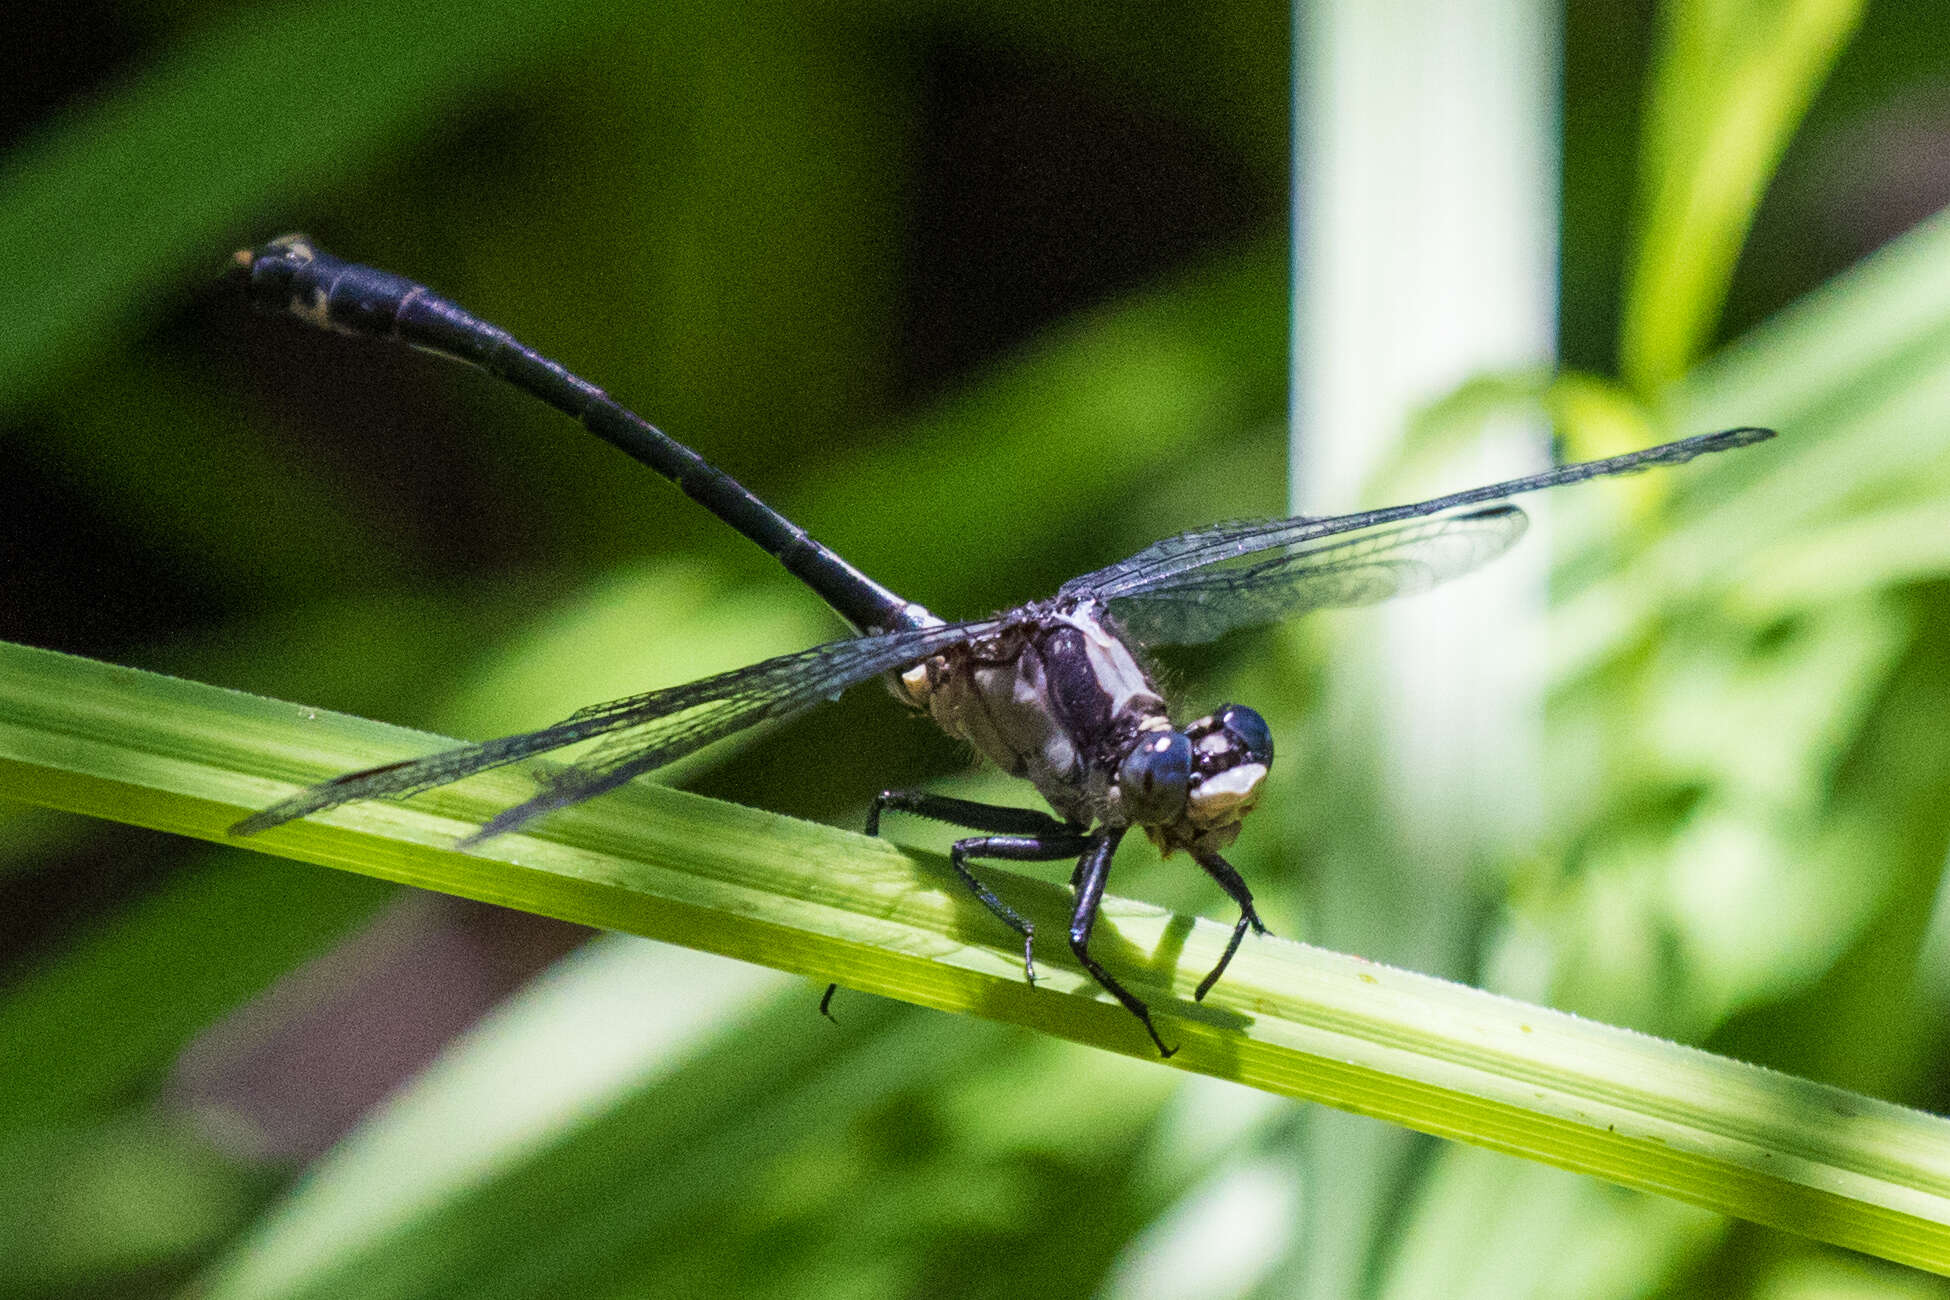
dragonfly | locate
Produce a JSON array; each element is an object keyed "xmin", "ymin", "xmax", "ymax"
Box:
[{"xmin": 228, "ymin": 235, "xmax": 1774, "ymax": 1055}]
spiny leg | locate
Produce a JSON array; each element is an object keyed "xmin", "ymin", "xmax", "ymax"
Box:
[
  {"xmin": 947, "ymin": 833, "xmax": 1093, "ymax": 984},
  {"xmin": 875, "ymin": 788, "xmax": 1090, "ymax": 983},
  {"xmin": 868, "ymin": 789, "xmax": 1080, "ymax": 838},
  {"xmin": 822, "ymin": 792, "xmax": 1087, "ymax": 1015},
  {"xmin": 1191, "ymin": 851, "xmax": 1268, "ymax": 1002},
  {"xmin": 1069, "ymin": 828, "xmax": 1175, "ymax": 1058}
]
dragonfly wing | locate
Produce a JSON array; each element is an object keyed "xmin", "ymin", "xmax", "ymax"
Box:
[
  {"xmin": 1065, "ymin": 427, "xmax": 1773, "ymax": 603},
  {"xmin": 232, "ymin": 619, "xmax": 994, "ymax": 840},
  {"xmin": 1104, "ymin": 505, "xmax": 1528, "ymax": 645}
]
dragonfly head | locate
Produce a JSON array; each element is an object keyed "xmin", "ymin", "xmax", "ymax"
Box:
[{"xmin": 1126, "ymin": 703, "xmax": 1273, "ymax": 855}]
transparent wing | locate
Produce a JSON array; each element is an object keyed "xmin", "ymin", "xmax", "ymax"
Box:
[
  {"xmin": 1065, "ymin": 427, "xmax": 1773, "ymax": 603},
  {"xmin": 1105, "ymin": 505, "xmax": 1528, "ymax": 645},
  {"xmin": 231, "ymin": 618, "xmax": 995, "ymax": 842}
]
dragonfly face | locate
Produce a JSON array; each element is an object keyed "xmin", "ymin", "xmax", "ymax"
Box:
[{"xmin": 1140, "ymin": 702, "xmax": 1273, "ymax": 857}]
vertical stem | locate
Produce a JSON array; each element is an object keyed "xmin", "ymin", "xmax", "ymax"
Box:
[{"xmin": 1290, "ymin": 2, "xmax": 1560, "ymax": 1294}]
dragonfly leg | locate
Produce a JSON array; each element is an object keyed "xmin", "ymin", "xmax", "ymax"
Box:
[
  {"xmin": 867, "ymin": 789, "xmax": 1077, "ymax": 837},
  {"xmin": 1190, "ymin": 851, "xmax": 1268, "ymax": 1002},
  {"xmin": 1069, "ymin": 828, "xmax": 1175, "ymax": 1057},
  {"xmin": 819, "ymin": 793, "xmax": 1086, "ymax": 1015},
  {"xmin": 945, "ymin": 832, "xmax": 1093, "ymax": 985}
]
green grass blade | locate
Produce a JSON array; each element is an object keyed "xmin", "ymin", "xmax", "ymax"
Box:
[{"xmin": 3, "ymin": 637, "xmax": 1950, "ymax": 1271}]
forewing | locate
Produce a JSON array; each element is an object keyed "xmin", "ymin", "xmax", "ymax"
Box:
[
  {"xmin": 1066, "ymin": 427, "xmax": 1773, "ymax": 603},
  {"xmin": 1105, "ymin": 505, "xmax": 1528, "ymax": 645},
  {"xmin": 231, "ymin": 619, "xmax": 992, "ymax": 841}
]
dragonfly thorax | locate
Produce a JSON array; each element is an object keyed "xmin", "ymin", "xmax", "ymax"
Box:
[{"xmin": 897, "ymin": 602, "xmax": 1272, "ymax": 844}]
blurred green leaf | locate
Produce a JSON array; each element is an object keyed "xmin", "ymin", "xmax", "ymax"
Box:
[
  {"xmin": 0, "ymin": 852, "xmax": 385, "ymax": 1128},
  {"xmin": 1621, "ymin": 0, "xmax": 1863, "ymax": 392},
  {"xmin": 0, "ymin": 0, "xmax": 644, "ymax": 414},
  {"xmin": 8, "ymin": 355, "xmax": 403, "ymax": 600},
  {"xmin": 1555, "ymin": 204, "xmax": 1950, "ymax": 682},
  {"xmin": 192, "ymin": 941, "xmax": 1174, "ymax": 1300},
  {"xmin": 0, "ymin": 1116, "xmax": 257, "ymax": 1293},
  {"xmin": 802, "ymin": 241, "xmax": 1288, "ymax": 602}
]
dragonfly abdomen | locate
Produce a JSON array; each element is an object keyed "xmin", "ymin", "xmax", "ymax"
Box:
[{"xmin": 235, "ymin": 235, "xmax": 929, "ymax": 636}]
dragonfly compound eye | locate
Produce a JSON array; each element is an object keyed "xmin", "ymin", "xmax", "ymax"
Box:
[
  {"xmin": 1117, "ymin": 730, "xmax": 1192, "ymax": 825},
  {"xmin": 1217, "ymin": 703, "xmax": 1274, "ymax": 767}
]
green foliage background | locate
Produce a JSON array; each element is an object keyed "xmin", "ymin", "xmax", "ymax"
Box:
[{"xmin": 6, "ymin": 0, "xmax": 1950, "ymax": 1295}]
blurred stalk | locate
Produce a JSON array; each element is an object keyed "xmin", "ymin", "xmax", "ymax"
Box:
[
  {"xmin": 1290, "ymin": 1, "xmax": 1559, "ymax": 1296},
  {"xmin": 1618, "ymin": 0, "xmax": 1861, "ymax": 395}
]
